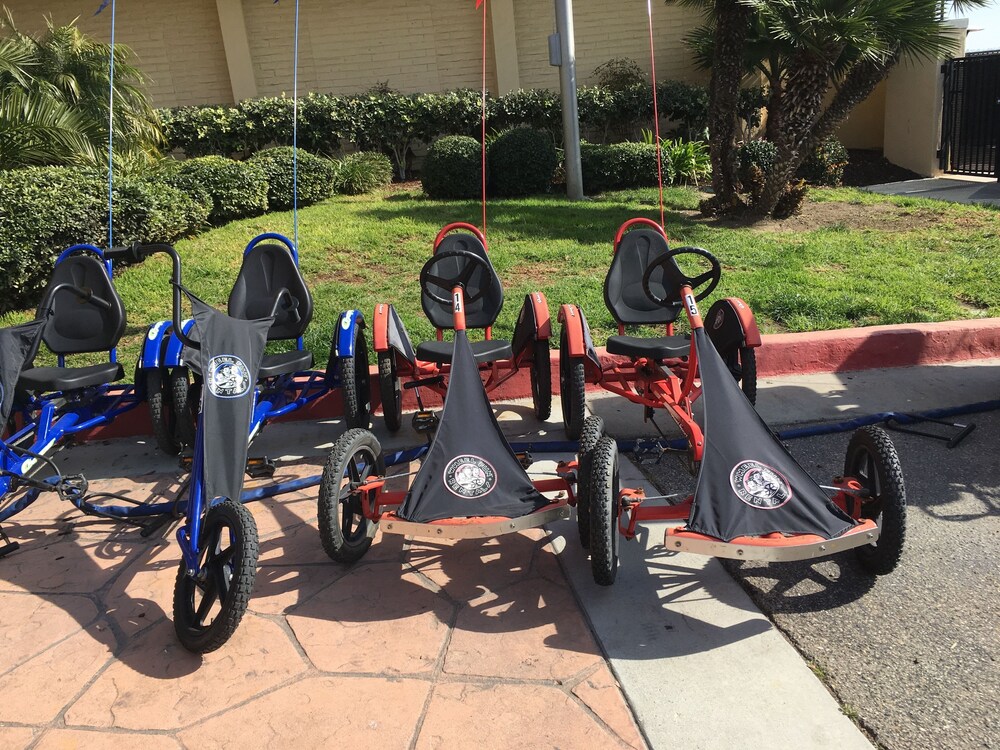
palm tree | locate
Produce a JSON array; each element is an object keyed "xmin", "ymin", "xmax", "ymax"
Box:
[{"xmin": 0, "ymin": 11, "xmax": 162, "ymax": 169}]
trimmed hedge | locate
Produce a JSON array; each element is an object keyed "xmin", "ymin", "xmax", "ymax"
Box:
[
  {"xmin": 249, "ymin": 146, "xmax": 336, "ymax": 210},
  {"xmin": 580, "ymin": 142, "xmax": 666, "ymax": 194},
  {"xmin": 332, "ymin": 151, "xmax": 393, "ymax": 195},
  {"xmin": 166, "ymin": 156, "xmax": 268, "ymax": 223},
  {"xmin": 487, "ymin": 128, "xmax": 558, "ymax": 197},
  {"xmin": 0, "ymin": 167, "xmax": 207, "ymax": 311},
  {"xmin": 421, "ymin": 135, "xmax": 482, "ymax": 199}
]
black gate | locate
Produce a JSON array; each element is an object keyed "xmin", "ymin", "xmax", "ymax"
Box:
[{"xmin": 939, "ymin": 51, "xmax": 1000, "ymax": 178}]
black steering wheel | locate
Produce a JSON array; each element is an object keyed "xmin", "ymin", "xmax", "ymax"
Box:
[
  {"xmin": 420, "ymin": 248, "xmax": 494, "ymax": 306},
  {"xmin": 641, "ymin": 246, "xmax": 722, "ymax": 309}
]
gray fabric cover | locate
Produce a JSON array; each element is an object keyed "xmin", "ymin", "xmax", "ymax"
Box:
[{"xmin": 0, "ymin": 320, "xmax": 45, "ymax": 426}]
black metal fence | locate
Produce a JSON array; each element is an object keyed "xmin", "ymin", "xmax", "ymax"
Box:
[{"xmin": 939, "ymin": 51, "xmax": 1000, "ymax": 178}]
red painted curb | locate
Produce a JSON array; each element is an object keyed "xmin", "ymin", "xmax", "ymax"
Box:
[{"xmin": 85, "ymin": 318, "xmax": 1000, "ymax": 440}]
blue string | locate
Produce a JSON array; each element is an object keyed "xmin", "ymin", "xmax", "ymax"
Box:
[
  {"xmin": 292, "ymin": 0, "xmax": 299, "ymax": 252},
  {"xmin": 106, "ymin": 0, "xmax": 116, "ymax": 251}
]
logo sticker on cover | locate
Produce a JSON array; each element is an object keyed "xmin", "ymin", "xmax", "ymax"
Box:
[
  {"xmin": 730, "ymin": 460, "xmax": 793, "ymax": 509},
  {"xmin": 712, "ymin": 310, "xmax": 725, "ymax": 330},
  {"xmin": 207, "ymin": 354, "xmax": 252, "ymax": 399},
  {"xmin": 443, "ymin": 455, "xmax": 497, "ymax": 499}
]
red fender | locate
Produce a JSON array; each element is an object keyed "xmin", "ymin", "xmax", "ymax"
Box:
[
  {"xmin": 558, "ymin": 304, "xmax": 586, "ymax": 357},
  {"xmin": 723, "ymin": 297, "xmax": 762, "ymax": 348},
  {"xmin": 373, "ymin": 303, "xmax": 392, "ymax": 352},
  {"xmin": 530, "ymin": 291, "xmax": 552, "ymax": 340}
]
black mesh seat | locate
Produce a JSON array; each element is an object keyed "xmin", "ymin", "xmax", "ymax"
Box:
[
  {"xmin": 258, "ymin": 350, "xmax": 313, "ymax": 379},
  {"xmin": 604, "ymin": 229, "xmax": 681, "ymax": 326},
  {"xmin": 18, "ymin": 362, "xmax": 124, "ymax": 393},
  {"xmin": 606, "ymin": 335, "xmax": 690, "ymax": 360},
  {"xmin": 416, "ymin": 339, "xmax": 512, "ymax": 365}
]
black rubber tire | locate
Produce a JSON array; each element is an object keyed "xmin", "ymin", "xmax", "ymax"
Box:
[
  {"xmin": 724, "ymin": 346, "xmax": 758, "ymax": 406},
  {"xmin": 530, "ymin": 339, "xmax": 552, "ymax": 421},
  {"xmin": 147, "ymin": 367, "xmax": 180, "ymax": 456},
  {"xmin": 318, "ymin": 428, "xmax": 384, "ymax": 563},
  {"xmin": 844, "ymin": 426, "xmax": 906, "ymax": 575},
  {"xmin": 588, "ymin": 436, "xmax": 621, "ymax": 586},
  {"xmin": 378, "ymin": 350, "xmax": 402, "ymax": 432},
  {"xmin": 559, "ymin": 327, "xmax": 587, "ymax": 440},
  {"xmin": 576, "ymin": 415, "xmax": 606, "ymax": 549},
  {"xmin": 339, "ymin": 326, "xmax": 371, "ymax": 430},
  {"xmin": 173, "ymin": 499, "xmax": 259, "ymax": 654},
  {"xmin": 170, "ymin": 367, "xmax": 197, "ymax": 449}
]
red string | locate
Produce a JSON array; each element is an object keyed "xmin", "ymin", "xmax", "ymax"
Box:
[
  {"xmin": 481, "ymin": 0, "xmax": 488, "ymax": 238},
  {"xmin": 646, "ymin": 0, "xmax": 666, "ymax": 234}
]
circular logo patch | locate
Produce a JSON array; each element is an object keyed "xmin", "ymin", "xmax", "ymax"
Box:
[
  {"xmin": 730, "ymin": 460, "xmax": 792, "ymax": 509},
  {"xmin": 443, "ymin": 455, "xmax": 497, "ymax": 499},
  {"xmin": 712, "ymin": 310, "xmax": 726, "ymax": 330},
  {"xmin": 207, "ymin": 355, "xmax": 251, "ymax": 399}
]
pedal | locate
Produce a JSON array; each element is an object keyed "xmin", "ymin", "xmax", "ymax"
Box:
[
  {"xmin": 0, "ymin": 526, "xmax": 19, "ymax": 559},
  {"xmin": 404, "ymin": 375, "xmax": 445, "ymax": 390},
  {"xmin": 515, "ymin": 451, "xmax": 534, "ymax": 470},
  {"xmin": 178, "ymin": 455, "xmax": 193, "ymax": 472},
  {"xmin": 411, "ymin": 410, "xmax": 440, "ymax": 434},
  {"xmin": 246, "ymin": 456, "xmax": 277, "ymax": 479}
]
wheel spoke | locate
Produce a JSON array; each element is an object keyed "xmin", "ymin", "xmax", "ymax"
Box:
[
  {"xmin": 690, "ymin": 270, "xmax": 715, "ymax": 288},
  {"xmin": 195, "ymin": 578, "xmax": 218, "ymax": 624},
  {"xmin": 213, "ymin": 561, "xmax": 231, "ymax": 602}
]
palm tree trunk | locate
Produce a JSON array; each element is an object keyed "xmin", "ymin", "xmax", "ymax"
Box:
[
  {"xmin": 706, "ymin": 0, "xmax": 751, "ymax": 211},
  {"xmin": 805, "ymin": 55, "xmax": 896, "ymax": 154}
]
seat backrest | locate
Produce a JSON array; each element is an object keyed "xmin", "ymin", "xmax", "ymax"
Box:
[
  {"xmin": 35, "ymin": 254, "xmax": 127, "ymax": 355},
  {"xmin": 228, "ymin": 243, "xmax": 313, "ymax": 341},
  {"xmin": 421, "ymin": 233, "xmax": 504, "ymax": 330},
  {"xmin": 603, "ymin": 229, "xmax": 680, "ymax": 326}
]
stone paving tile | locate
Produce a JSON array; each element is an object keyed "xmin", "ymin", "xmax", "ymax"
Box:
[
  {"xmin": 287, "ymin": 565, "xmax": 452, "ymax": 674},
  {"xmin": 444, "ymin": 576, "xmax": 604, "ymax": 681},
  {"xmin": 408, "ymin": 534, "xmax": 539, "ymax": 598},
  {"xmin": 573, "ymin": 665, "xmax": 647, "ymax": 749},
  {"xmin": 0, "ymin": 594, "xmax": 99, "ymax": 672},
  {"xmin": 414, "ymin": 682, "xmax": 630, "ymax": 749},
  {"xmin": 64, "ymin": 616, "xmax": 306, "ymax": 731},
  {"xmin": 0, "ymin": 621, "xmax": 116, "ymax": 724},
  {"xmin": 102, "ymin": 540, "xmax": 177, "ymax": 638},
  {"xmin": 34, "ymin": 728, "xmax": 182, "ymax": 749},
  {"xmin": 250, "ymin": 563, "xmax": 340, "ymax": 615},
  {"xmin": 178, "ymin": 676, "xmax": 430, "ymax": 750},
  {"xmin": 0, "ymin": 725, "xmax": 36, "ymax": 749}
]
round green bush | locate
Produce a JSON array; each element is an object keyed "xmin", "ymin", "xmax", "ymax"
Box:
[
  {"xmin": 487, "ymin": 128, "xmax": 557, "ymax": 197},
  {"xmin": 249, "ymin": 146, "xmax": 336, "ymax": 210},
  {"xmin": 799, "ymin": 137, "xmax": 849, "ymax": 187},
  {"xmin": 332, "ymin": 151, "xmax": 393, "ymax": 195},
  {"xmin": 167, "ymin": 155, "xmax": 268, "ymax": 223},
  {"xmin": 580, "ymin": 141, "xmax": 663, "ymax": 194},
  {"xmin": 422, "ymin": 135, "xmax": 482, "ymax": 199}
]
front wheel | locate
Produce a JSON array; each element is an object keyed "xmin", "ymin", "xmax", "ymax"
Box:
[
  {"xmin": 318, "ymin": 428, "xmax": 384, "ymax": 563},
  {"xmin": 724, "ymin": 346, "xmax": 757, "ymax": 406},
  {"xmin": 335, "ymin": 324, "xmax": 371, "ymax": 430},
  {"xmin": 170, "ymin": 366, "xmax": 197, "ymax": 449},
  {"xmin": 559, "ymin": 327, "xmax": 586, "ymax": 440},
  {"xmin": 575, "ymin": 415, "xmax": 606, "ymax": 549},
  {"xmin": 173, "ymin": 500, "xmax": 259, "ymax": 654},
  {"xmin": 530, "ymin": 339, "xmax": 552, "ymax": 421},
  {"xmin": 844, "ymin": 426, "xmax": 906, "ymax": 575},
  {"xmin": 147, "ymin": 367, "xmax": 180, "ymax": 456},
  {"xmin": 588, "ymin": 436, "xmax": 621, "ymax": 586},
  {"xmin": 377, "ymin": 350, "xmax": 402, "ymax": 432}
]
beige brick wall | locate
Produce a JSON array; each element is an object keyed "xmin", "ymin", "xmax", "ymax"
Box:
[
  {"xmin": 242, "ymin": 0, "xmax": 498, "ymax": 97},
  {"xmin": 514, "ymin": 0, "xmax": 706, "ymax": 91},
  {"xmin": 3, "ymin": 0, "xmax": 234, "ymax": 106}
]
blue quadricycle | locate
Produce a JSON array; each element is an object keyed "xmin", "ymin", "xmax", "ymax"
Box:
[
  {"xmin": 0, "ymin": 245, "xmax": 146, "ymax": 554},
  {"xmin": 138, "ymin": 232, "xmax": 370, "ymax": 459}
]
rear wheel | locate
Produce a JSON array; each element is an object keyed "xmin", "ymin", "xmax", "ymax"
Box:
[
  {"xmin": 318, "ymin": 428, "xmax": 384, "ymax": 563},
  {"xmin": 338, "ymin": 325, "xmax": 371, "ymax": 429},
  {"xmin": 559, "ymin": 327, "xmax": 586, "ymax": 440},
  {"xmin": 170, "ymin": 366, "xmax": 197, "ymax": 449},
  {"xmin": 576, "ymin": 415, "xmax": 606, "ymax": 549},
  {"xmin": 588, "ymin": 436, "xmax": 620, "ymax": 586},
  {"xmin": 378, "ymin": 350, "xmax": 402, "ymax": 432},
  {"xmin": 844, "ymin": 426, "xmax": 906, "ymax": 575},
  {"xmin": 173, "ymin": 500, "xmax": 258, "ymax": 654},
  {"xmin": 148, "ymin": 368, "xmax": 180, "ymax": 456},
  {"xmin": 530, "ymin": 339, "xmax": 552, "ymax": 421},
  {"xmin": 724, "ymin": 346, "xmax": 758, "ymax": 406}
]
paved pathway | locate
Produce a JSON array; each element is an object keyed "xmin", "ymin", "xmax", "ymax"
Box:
[{"xmin": 866, "ymin": 176, "xmax": 1000, "ymax": 206}]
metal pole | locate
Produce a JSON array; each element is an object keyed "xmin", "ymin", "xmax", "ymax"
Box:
[{"xmin": 552, "ymin": 0, "xmax": 584, "ymax": 200}]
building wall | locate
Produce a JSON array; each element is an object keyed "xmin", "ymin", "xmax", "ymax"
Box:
[
  {"xmin": 836, "ymin": 81, "xmax": 887, "ymax": 151},
  {"xmin": 3, "ymin": 0, "xmax": 234, "ymax": 106}
]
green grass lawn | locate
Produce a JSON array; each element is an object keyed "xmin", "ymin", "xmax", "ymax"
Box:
[{"xmin": 3, "ymin": 185, "xmax": 998, "ymax": 367}]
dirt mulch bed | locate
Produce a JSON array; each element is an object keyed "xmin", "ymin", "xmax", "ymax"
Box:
[{"xmin": 842, "ymin": 149, "xmax": 923, "ymax": 187}]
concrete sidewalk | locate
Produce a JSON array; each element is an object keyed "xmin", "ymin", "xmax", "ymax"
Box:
[
  {"xmin": 1, "ymin": 359, "xmax": 996, "ymax": 748},
  {"xmin": 866, "ymin": 176, "xmax": 1000, "ymax": 206}
]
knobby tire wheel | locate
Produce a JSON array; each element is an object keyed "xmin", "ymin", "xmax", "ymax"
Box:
[
  {"xmin": 318, "ymin": 428, "xmax": 384, "ymax": 563},
  {"xmin": 148, "ymin": 367, "xmax": 180, "ymax": 456},
  {"xmin": 339, "ymin": 325, "xmax": 371, "ymax": 429},
  {"xmin": 844, "ymin": 426, "xmax": 906, "ymax": 575},
  {"xmin": 173, "ymin": 500, "xmax": 259, "ymax": 654},
  {"xmin": 560, "ymin": 328, "xmax": 586, "ymax": 440},
  {"xmin": 589, "ymin": 436, "xmax": 621, "ymax": 586},
  {"xmin": 531, "ymin": 339, "xmax": 552, "ymax": 421},
  {"xmin": 576, "ymin": 415, "xmax": 606, "ymax": 549},
  {"xmin": 378, "ymin": 350, "xmax": 402, "ymax": 432}
]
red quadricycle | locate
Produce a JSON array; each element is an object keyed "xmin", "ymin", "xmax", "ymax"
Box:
[
  {"xmin": 561, "ymin": 219, "xmax": 906, "ymax": 587},
  {"xmin": 317, "ymin": 238, "xmax": 576, "ymax": 563},
  {"xmin": 557, "ymin": 217, "xmax": 760, "ymax": 447},
  {"xmin": 373, "ymin": 223, "xmax": 553, "ymax": 434}
]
